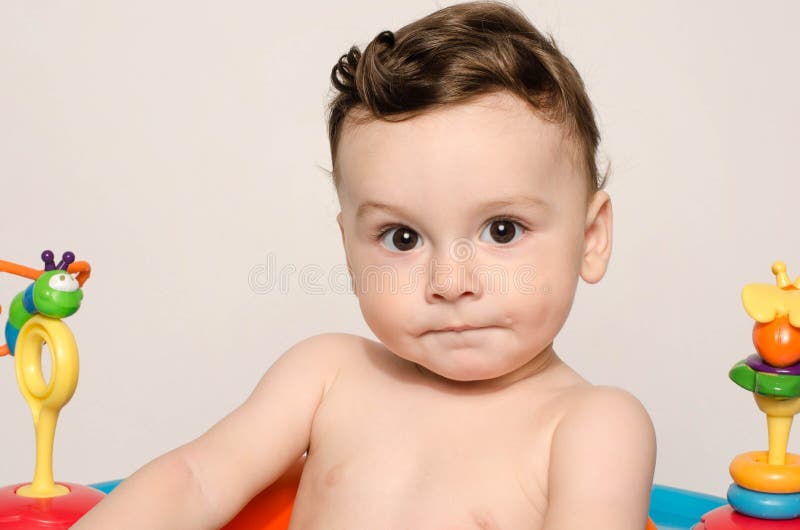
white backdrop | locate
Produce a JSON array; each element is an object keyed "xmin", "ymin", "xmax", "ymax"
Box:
[{"xmin": 1, "ymin": 0, "xmax": 798, "ymax": 498}]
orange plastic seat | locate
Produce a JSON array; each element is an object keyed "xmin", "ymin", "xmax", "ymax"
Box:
[{"xmin": 222, "ymin": 456, "xmax": 304, "ymax": 530}]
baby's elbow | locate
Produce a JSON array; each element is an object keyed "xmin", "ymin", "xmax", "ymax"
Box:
[{"xmin": 173, "ymin": 449, "xmax": 231, "ymax": 528}]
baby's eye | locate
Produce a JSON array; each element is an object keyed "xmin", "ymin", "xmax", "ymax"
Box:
[
  {"xmin": 380, "ymin": 226, "xmax": 422, "ymax": 252},
  {"xmin": 480, "ymin": 218, "xmax": 524, "ymax": 245}
]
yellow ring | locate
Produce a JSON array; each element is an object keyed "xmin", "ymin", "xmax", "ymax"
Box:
[
  {"xmin": 730, "ymin": 451, "xmax": 800, "ymax": 493},
  {"xmin": 14, "ymin": 315, "xmax": 78, "ymax": 498},
  {"xmin": 16, "ymin": 315, "xmax": 79, "ymax": 409}
]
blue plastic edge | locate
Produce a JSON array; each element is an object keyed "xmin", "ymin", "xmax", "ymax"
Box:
[
  {"xmin": 89, "ymin": 479, "xmax": 123, "ymax": 495},
  {"xmin": 649, "ymin": 484, "xmax": 727, "ymax": 528}
]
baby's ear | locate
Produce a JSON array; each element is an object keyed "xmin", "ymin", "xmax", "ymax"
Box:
[
  {"xmin": 580, "ymin": 191, "xmax": 613, "ymax": 284},
  {"xmin": 336, "ymin": 212, "xmax": 354, "ymax": 281},
  {"xmin": 337, "ymin": 212, "xmax": 350, "ymax": 255},
  {"xmin": 336, "ymin": 212, "xmax": 346, "ymax": 244}
]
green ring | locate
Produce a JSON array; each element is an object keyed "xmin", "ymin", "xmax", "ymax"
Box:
[{"xmin": 729, "ymin": 361, "xmax": 800, "ymax": 398}]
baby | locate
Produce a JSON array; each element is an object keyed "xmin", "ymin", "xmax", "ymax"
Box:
[{"xmin": 73, "ymin": 1, "xmax": 656, "ymax": 529}]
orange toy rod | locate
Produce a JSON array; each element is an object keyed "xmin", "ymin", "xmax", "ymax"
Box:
[
  {"xmin": 67, "ymin": 261, "xmax": 92, "ymax": 287},
  {"xmin": 0, "ymin": 259, "xmax": 91, "ymax": 287},
  {"xmin": 0, "ymin": 259, "xmax": 42, "ymax": 281}
]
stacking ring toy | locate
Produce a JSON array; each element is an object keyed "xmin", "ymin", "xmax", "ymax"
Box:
[
  {"xmin": 729, "ymin": 451, "xmax": 800, "ymax": 494},
  {"xmin": 727, "ymin": 483, "xmax": 800, "ymax": 520}
]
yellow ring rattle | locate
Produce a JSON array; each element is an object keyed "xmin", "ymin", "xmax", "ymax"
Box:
[
  {"xmin": 729, "ymin": 450, "xmax": 800, "ymax": 494},
  {"xmin": 14, "ymin": 315, "xmax": 79, "ymax": 498}
]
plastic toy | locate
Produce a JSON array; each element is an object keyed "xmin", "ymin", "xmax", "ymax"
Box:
[
  {"xmin": 693, "ymin": 261, "xmax": 800, "ymax": 529},
  {"xmin": 0, "ymin": 250, "xmax": 103, "ymax": 529}
]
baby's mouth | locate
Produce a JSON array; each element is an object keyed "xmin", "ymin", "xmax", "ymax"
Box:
[
  {"xmin": 430, "ymin": 324, "xmax": 498, "ymax": 334},
  {"xmin": 438, "ymin": 325, "xmax": 483, "ymax": 332}
]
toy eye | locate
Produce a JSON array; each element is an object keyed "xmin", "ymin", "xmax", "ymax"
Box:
[
  {"xmin": 479, "ymin": 219, "xmax": 524, "ymax": 245},
  {"xmin": 381, "ymin": 226, "xmax": 422, "ymax": 252},
  {"xmin": 48, "ymin": 273, "xmax": 79, "ymax": 292}
]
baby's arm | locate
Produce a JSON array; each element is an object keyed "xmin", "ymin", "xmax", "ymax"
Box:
[
  {"xmin": 72, "ymin": 333, "xmax": 342, "ymax": 530},
  {"xmin": 541, "ymin": 386, "xmax": 657, "ymax": 530}
]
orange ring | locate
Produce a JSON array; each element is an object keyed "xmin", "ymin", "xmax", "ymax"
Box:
[{"xmin": 730, "ymin": 451, "xmax": 800, "ymax": 493}]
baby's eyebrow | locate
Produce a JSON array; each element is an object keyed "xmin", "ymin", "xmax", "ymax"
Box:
[
  {"xmin": 479, "ymin": 197, "xmax": 551, "ymax": 213},
  {"xmin": 355, "ymin": 196, "xmax": 550, "ymax": 221},
  {"xmin": 355, "ymin": 201, "xmax": 409, "ymax": 221}
]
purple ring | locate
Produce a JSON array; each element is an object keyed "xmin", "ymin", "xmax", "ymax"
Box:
[{"xmin": 745, "ymin": 353, "xmax": 800, "ymax": 375}]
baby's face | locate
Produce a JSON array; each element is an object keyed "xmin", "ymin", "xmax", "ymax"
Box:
[{"xmin": 335, "ymin": 91, "xmax": 610, "ymax": 387}]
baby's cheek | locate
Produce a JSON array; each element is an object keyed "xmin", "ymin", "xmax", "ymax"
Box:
[
  {"xmin": 536, "ymin": 275, "xmax": 579, "ymax": 335},
  {"xmin": 355, "ymin": 290, "xmax": 405, "ymax": 342},
  {"xmin": 508, "ymin": 268, "xmax": 577, "ymax": 331}
]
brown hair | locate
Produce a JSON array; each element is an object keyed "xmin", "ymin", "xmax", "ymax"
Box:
[{"xmin": 326, "ymin": 0, "xmax": 608, "ymax": 192}]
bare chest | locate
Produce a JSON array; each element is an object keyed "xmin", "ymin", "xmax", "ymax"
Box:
[{"xmin": 287, "ymin": 354, "xmax": 567, "ymax": 530}]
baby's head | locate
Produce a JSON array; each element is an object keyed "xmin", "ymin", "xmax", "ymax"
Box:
[{"xmin": 326, "ymin": 1, "xmax": 612, "ymax": 387}]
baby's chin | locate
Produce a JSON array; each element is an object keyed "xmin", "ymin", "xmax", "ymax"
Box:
[
  {"xmin": 373, "ymin": 326, "xmax": 555, "ymax": 385},
  {"xmin": 404, "ymin": 349, "xmax": 536, "ymax": 385},
  {"xmin": 416, "ymin": 362, "xmax": 513, "ymax": 383},
  {"xmin": 394, "ymin": 338, "xmax": 558, "ymax": 388}
]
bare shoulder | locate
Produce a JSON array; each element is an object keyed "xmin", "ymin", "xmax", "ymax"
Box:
[
  {"xmin": 542, "ymin": 385, "xmax": 657, "ymax": 529},
  {"xmin": 552, "ymin": 385, "xmax": 656, "ymax": 454},
  {"xmin": 290, "ymin": 331, "xmax": 369, "ymax": 354},
  {"xmin": 285, "ymin": 331, "xmax": 364, "ymax": 357},
  {"xmin": 281, "ymin": 332, "xmax": 367, "ymax": 393},
  {"xmin": 299, "ymin": 332, "xmax": 393, "ymax": 364},
  {"xmin": 562, "ymin": 385, "xmax": 653, "ymax": 426}
]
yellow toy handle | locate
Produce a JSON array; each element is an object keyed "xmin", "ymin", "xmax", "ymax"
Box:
[
  {"xmin": 13, "ymin": 315, "xmax": 79, "ymax": 498},
  {"xmin": 754, "ymin": 393, "xmax": 800, "ymax": 466}
]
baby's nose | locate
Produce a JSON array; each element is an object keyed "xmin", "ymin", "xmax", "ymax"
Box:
[{"xmin": 425, "ymin": 241, "xmax": 481, "ymax": 302}]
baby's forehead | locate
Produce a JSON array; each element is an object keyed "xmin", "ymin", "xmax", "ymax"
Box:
[{"xmin": 336, "ymin": 96, "xmax": 586, "ymax": 199}]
